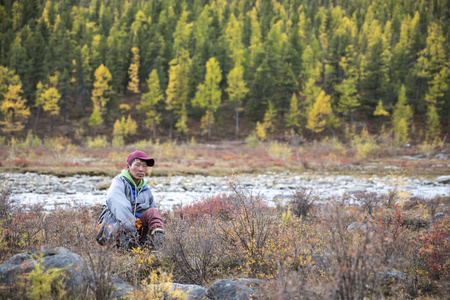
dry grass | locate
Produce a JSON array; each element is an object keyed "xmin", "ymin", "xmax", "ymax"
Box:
[
  {"xmin": 1, "ymin": 137, "xmax": 449, "ymax": 178},
  {"xmin": 0, "ymin": 174, "xmax": 449, "ymax": 299}
]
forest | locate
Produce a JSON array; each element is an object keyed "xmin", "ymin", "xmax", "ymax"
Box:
[{"xmin": 0, "ymin": 0, "xmax": 449, "ymax": 143}]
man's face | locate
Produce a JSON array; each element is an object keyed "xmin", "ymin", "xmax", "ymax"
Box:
[{"xmin": 127, "ymin": 159, "xmax": 148, "ymax": 182}]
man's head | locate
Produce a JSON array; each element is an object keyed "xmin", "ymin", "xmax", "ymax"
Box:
[
  {"xmin": 126, "ymin": 151, "xmax": 154, "ymax": 184},
  {"xmin": 127, "ymin": 150, "xmax": 155, "ymax": 167}
]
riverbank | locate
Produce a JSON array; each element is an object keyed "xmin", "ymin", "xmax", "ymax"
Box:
[
  {"xmin": 4, "ymin": 170, "xmax": 449, "ymax": 211},
  {"xmin": 2, "ymin": 140, "xmax": 450, "ymax": 179}
]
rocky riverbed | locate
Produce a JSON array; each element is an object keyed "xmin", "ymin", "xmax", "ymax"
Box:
[{"xmin": 3, "ymin": 171, "xmax": 449, "ymax": 211}]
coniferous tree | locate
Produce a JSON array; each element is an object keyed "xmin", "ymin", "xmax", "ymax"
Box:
[
  {"xmin": 425, "ymin": 104, "xmax": 440, "ymax": 142},
  {"xmin": 263, "ymin": 100, "xmax": 277, "ymax": 133},
  {"xmin": 0, "ymin": 83, "xmax": 30, "ymax": 133},
  {"xmin": 165, "ymin": 11, "xmax": 192, "ymax": 138},
  {"xmin": 373, "ymin": 100, "xmax": 389, "ymax": 135},
  {"xmin": 392, "ymin": 85, "xmax": 412, "ymax": 145},
  {"xmin": 285, "ymin": 93, "xmax": 301, "ymax": 131},
  {"xmin": 193, "ymin": 57, "xmax": 222, "ymax": 139},
  {"xmin": 73, "ymin": 45, "xmax": 92, "ymax": 117},
  {"xmin": 41, "ymin": 85, "xmax": 60, "ymax": 138},
  {"xmin": 306, "ymin": 90, "xmax": 332, "ymax": 134},
  {"xmin": 226, "ymin": 63, "xmax": 248, "ymax": 136},
  {"xmin": 33, "ymin": 81, "xmax": 45, "ymax": 134},
  {"xmin": 138, "ymin": 69, "xmax": 164, "ymax": 139},
  {"xmin": 128, "ymin": 47, "xmax": 141, "ymax": 95},
  {"xmin": 335, "ymin": 45, "xmax": 359, "ymax": 124},
  {"xmin": 91, "ymin": 64, "xmax": 112, "ymax": 123}
]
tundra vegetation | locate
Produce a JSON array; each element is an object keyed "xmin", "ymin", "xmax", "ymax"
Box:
[
  {"xmin": 0, "ymin": 165, "xmax": 449, "ymax": 299},
  {"xmin": 0, "ymin": 0, "xmax": 449, "ymax": 298}
]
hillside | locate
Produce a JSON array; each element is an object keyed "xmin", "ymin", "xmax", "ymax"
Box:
[{"xmin": 0, "ymin": 0, "xmax": 449, "ymax": 145}]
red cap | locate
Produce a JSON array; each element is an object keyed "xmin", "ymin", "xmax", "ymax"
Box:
[{"xmin": 127, "ymin": 150, "xmax": 155, "ymax": 167}]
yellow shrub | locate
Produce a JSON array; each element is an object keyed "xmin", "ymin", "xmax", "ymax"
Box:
[
  {"xmin": 26, "ymin": 256, "xmax": 67, "ymax": 300},
  {"xmin": 87, "ymin": 136, "xmax": 108, "ymax": 149},
  {"xmin": 112, "ymin": 135, "xmax": 124, "ymax": 148},
  {"xmin": 268, "ymin": 142, "xmax": 292, "ymax": 161},
  {"xmin": 352, "ymin": 130, "xmax": 378, "ymax": 158},
  {"xmin": 127, "ymin": 269, "xmax": 188, "ymax": 300},
  {"xmin": 245, "ymin": 134, "xmax": 260, "ymax": 148}
]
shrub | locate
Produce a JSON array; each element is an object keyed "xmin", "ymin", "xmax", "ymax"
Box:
[
  {"xmin": 245, "ymin": 134, "xmax": 260, "ymax": 148},
  {"xmin": 86, "ymin": 245, "xmax": 119, "ymax": 299},
  {"xmin": 25, "ymin": 255, "xmax": 67, "ymax": 299},
  {"xmin": 352, "ymin": 192, "xmax": 387, "ymax": 216},
  {"xmin": 111, "ymin": 135, "xmax": 124, "ymax": 148},
  {"xmin": 10, "ymin": 158, "xmax": 32, "ymax": 167},
  {"xmin": 352, "ymin": 129, "xmax": 378, "ymax": 158},
  {"xmin": 416, "ymin": 220, "xmax": 450, "ymax": 280},
  {"xmin": 0, "ymin": 135, "xmax": 6, "ymax": 146},
  {"xmin": 268, "ymin": 142, "xmax": 292, "ymax": 161},
  {"xmin": 2, "ymin": 202, "xmax": 47, "ymax": 255},
  {"xmin": 130, "ymin": 270, "xmax": 188, "ymax": 300},
  {"xmin": 162, "ymin": 216, "xmax": 223, "ymax": 285},
  {"xmin": 86, "ymin": 136, "xmax": 108, "ymax": 149},
  {"xmin": 221, "ymin": 178, "xmax": 274, "ymax": 278},
  {"xmin": 133, "ymin": 139, "xmax": 153, "ymax": 150},
  {"xmin": 290, "ymin": 187, "xmax": 318, "ymax": 218},
  {"xmin": 0, "ymin": 176, "xmax": 15, "ymax": 220},
  {"xmin": 21, "ymin": 131, "xmax": 42, "ymax": 149},
  {"xmin": 179, "ymin": 194, "xmax": 237, "ymax": 221}
]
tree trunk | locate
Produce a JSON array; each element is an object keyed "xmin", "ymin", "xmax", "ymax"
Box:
[
  {"xmin": 50, "ymin": 115, "xmax": 54, "ymax": 138},
  {"xmin": 235, "ymin": 100, "xmax": 239, "ymax": 137},
  {"xmin": 153, "ymin": 119, "xmax": 156, "ymax": 141},
  {"xmin": 61, "ymin": 95, "xmax": 67, "ymax": 124},
  {"xmin": 208, "ymin": 107, "xmax": 212, "ymax": 139},
  {"xmin": 169, "ymin": 110, "xmax": 173, "ymax": 140},
  {"xmin": 33, "ymin": 105, "xmax": 41, "ymax": 134},
  {"xmin": 81, "ymin": 82, "xmax": 86, "ymax": 118}
]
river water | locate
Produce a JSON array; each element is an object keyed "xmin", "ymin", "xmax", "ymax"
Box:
[{"xmin": 4, "ymin": 171, "xmax": 449, "ymax": 211}]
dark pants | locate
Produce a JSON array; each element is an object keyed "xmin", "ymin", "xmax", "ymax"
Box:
[{"xmin": 139, "ymin": 208, "xmax": 164, "ymax": 242}]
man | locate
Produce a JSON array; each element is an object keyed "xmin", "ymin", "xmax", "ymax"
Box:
[{"xmin": 96, "ymin": 150, "xmax": 164, "ymax": 249}]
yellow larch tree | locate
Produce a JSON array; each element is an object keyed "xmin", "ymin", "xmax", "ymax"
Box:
[
  {"xmin": 91, "ymin": 64, "xmax": 112, "ymax": 125},
  {"xmin": 0, "ymin": 84, "xmax": 30, "ymax": 133},
  {"xmin": 306, "ymin": 90, "xmax": 332, "ymax": 133},
  {"xmin": 128, "ymin": 47, "xmax": 140, "ymax": 94}
]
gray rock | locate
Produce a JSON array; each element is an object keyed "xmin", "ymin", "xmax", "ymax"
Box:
[
  {"xmin": 172, "ymin": 283, "xmax": 207, "ymax": 299},
  {"xmin": 347, "ymin": 222, "xmax": 375, "ymax": 232},
  {"xmin": 111, "ymin": 276, "xmax": 134, "ymax": 299},
  {"xmin": 311, "ymin": 255, "xmax": 330, "ymax": 272},
  {"xmin": 206, "ymin": 278, "xmax": 264, "ymax": 300},
  {"xmin": 435, "ymin": 153, "xmax": 449, "ymax": 160},
  {"xmin": 434, "ymin": 212, "xmax": 450, "ymax": 221},
  {"xmin": 0, "ymin": 247, "xmax": 93, "ymax": 293},
  {"xmin": 335, "ymin": 176, "xmax": 354, "ymax": 183},
  {"xmin": 434, "ymin": 175, "xmax": 450, "ymax": 184},
  {"xmin": 377, "ymin": 270, "xmax": 406, "ymax": 284}
]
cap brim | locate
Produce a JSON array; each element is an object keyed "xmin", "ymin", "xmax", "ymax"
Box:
[{"xmin": 145, "ymin": 158, "xmax": 155, "ymax": 167}]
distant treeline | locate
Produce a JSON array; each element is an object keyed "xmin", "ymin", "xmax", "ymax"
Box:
[{"xmin": 0, "ymin": 0, "xmax": 449, "ymax": 142}]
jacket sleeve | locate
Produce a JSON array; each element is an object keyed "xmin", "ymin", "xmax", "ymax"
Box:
[{"xmin": 106, "ymin": 177, "xmax": 136, "ymax": 231}]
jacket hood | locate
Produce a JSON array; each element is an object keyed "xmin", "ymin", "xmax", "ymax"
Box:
[{"xmin": 121, "ymin": 170, "xmax": 146, "ymax": 189}]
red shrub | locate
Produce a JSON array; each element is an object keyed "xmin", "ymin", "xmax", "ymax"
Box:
[
  {"xmin": 63, "ymin": 161, "xmax": 81, "ymax": 167},
  {"xmin": 416, "ymin": 221, "xmax": 450, "ymax": 280},
  {"xmin": 180, "ymin": 194, "xmax": 238, "ymax": 221},
  {"xmin": 10, "ymin": 158, "xmax": 31, "ymax": 167}
]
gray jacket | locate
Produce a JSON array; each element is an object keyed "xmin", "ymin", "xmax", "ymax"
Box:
[{"xmin": 105, "ymin": 171, "xmax": 156, "ymax": 231}]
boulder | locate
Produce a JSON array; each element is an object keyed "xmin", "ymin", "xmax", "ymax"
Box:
[
  {"xmin": 434, "ymin": 175, "xmax": 450, "ymax": 184},
  {"xmin": 111, "ymin": 276, "xmax": 134, "ymax": 299},
  {"xmin": 434, "ymin": 212, "xmax": 450, "ymax": 221},
  {"xmin": 0, "ymin": 247, "xmax": 93, "ymax": 293},
  {"xmin": 206, "ymin": 278, "xmax": 264, "ymax": 300},
  {"xmin": 172, "ymin": 283, "xmax": 207, "ymax": 299}
]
